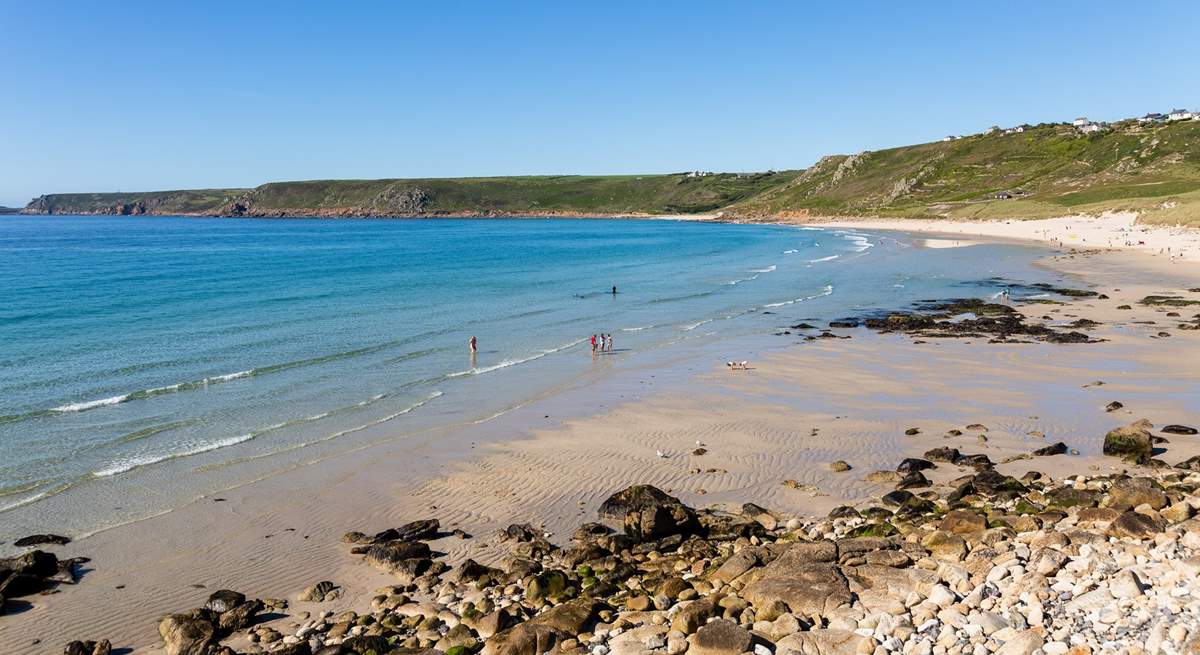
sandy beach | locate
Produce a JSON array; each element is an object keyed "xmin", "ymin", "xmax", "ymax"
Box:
[{"xmin": 4, "ymin": 219, "xmax": 1200, "ymax": 654}]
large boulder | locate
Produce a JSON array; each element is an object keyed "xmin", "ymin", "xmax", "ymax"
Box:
[
  {"xmin": 1103, "ymin": 477, "xmax": 1167, "ymax": 510},
  {"xmin": 365, "ymin": 541, "xmax": 433, "ymax": 583},
  {"xmin": 203, "ymin": 589, "xmax": 245, "ymax": 614},
  {"xmin": 741, "ymin": 542, "xmax": 849, "ymax": 616},
  {"xmin": 775, "ymin": 629, "xmax": 873, "ymax": 655},
  {"xmin": 688, "ymin": 619, "xmax": 751, "ymax": 655},
  {"xmin": 482, "ymin": 598, "xmax": 598, "ymax": 655},
  {"xmin": 63, "ymin": 640, "xmax": 111, "ymax": 655},
  {"xmin": 1104, "ymin": 421, "xmax": 1153, "ymax": 464},
  {"xmin": 158, "ymin": 609, "xmax": 217, "ymax": 655},
  {"xmin": 598, "ymin": 485, "xmax": 699, "ymax": 541}
]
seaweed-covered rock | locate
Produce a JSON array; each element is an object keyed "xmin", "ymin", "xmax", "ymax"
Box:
[{"xmin": 1103, "ymin": 421, "xmax": 1153, "ymax": 464}]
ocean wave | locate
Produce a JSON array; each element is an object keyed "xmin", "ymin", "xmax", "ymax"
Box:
[
  {"xmin": 681, "ymin": 318, "xmax": 714, "ymax": 331},
  {"xmin": 33, "ymin": 346, "xmax": 438, "ymax": 420},
  {"xmin": 0, "ymin": 481, "xmax": 74, "ymax": 513},
  {"xmin": 447, "ymin": 338, "xmax": 586, "ymax": 378},
  {"xmin": 841, "ymin": 234, "xmax": 874, "ymax": 252},
  {"xmin": 648, "ymin": 290, "xmax": 717, "ymax": 305},
  {"xmin": 750, "ymin": 265, "xmax": 777, "ymax": 273},
  {"xmin": 807, "ymin": 255, "xmax": 840, "ymax": 263},
  {"xmin": 621, "ymin": 325, "xmax": 655, "ymax": 332},
  {"xmin": 116, "ymin": 419, "xmax": 196, "ymax": 444},
  {"xmin": 723, "ymin": 274, "xmax": 759, "ymax": 286},
  {"xmin": 763, "ymin": 285, "xmax": 835, "ymax": 308},
  {"xmin": 783, "ymin": 249, "xmax": 799, "ymax": 254},
  {"xmin": 93, "ymin": 432, "xmax": 257, "ymax": 478}
]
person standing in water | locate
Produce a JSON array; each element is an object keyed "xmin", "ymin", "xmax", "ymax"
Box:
[
  {"xmin": 469, "ymin": 336, "xmax": 477, "ymax": 353},
  {"xmin": 606, "ymin": 332, "xmax": 614, "ymax": 352},
  {"xmin": 590, "ymin": 334, "xmax": 597, "ymax": 354},
  {"xmin": 612, "ymin": 285, "xmax": 617, "ymax": 296}
]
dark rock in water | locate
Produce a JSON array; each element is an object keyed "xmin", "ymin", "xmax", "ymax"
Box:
[
  {"xmin": 598, "ymin": 485, "xmax": 699, "ymax": 541},
  {"xmin": 904, "ymin": 427, "xmax": 921, "ymax": 436},
  {"xmin": 13, "ymin": 534, "xmax": 71, "ymax": 548},
  {"xmin": 1162, "ymin": 424, "xmax": 1198, "ymax": 436},
  {"xmin": 881, "ymin": 490, "xmax": 914, "ymax": 507},
  {"xmin": 1106, "ymin": 401, "xmax": 1124, "ymax": 412},
  {"xmin": 158, "ymin": 609, "xmax": 217, "ymax": 655},
  {"xmin": 924, "ymin": 447, "xmax": 961, "ymax": 464},
  {"xmin": 896, "ymin": 472, "xmax": 931, "ymax": 490},
  {"xmin": 204, "ymin": 589, "xmax": 246, "ymax": 614},
  {"xmin": 63, "ymin": 640, "xmax": 112, "ymax": 655},
  {"xmin": 1104, "ymin": 421, "xmax": 1154, "ymax": 464},
  {"xmin": 1032, "ymin": 442, "xmax": 1068, "ymax": 456},
  {"xmin": 897, "ymin": 458, "xmax": 934, "ymax": 474},
  {"xmin": 790, "ymin": 323, "xmax": 816, "ymax": 330},
  {"xmin": 829, "ymin": 319, "xmax": 859, "ymax": 328}
]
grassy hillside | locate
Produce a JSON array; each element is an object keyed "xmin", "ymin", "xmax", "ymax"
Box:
[
  {"xmin": 19, "ymin": 120, "xmax": 1200, "ymax": 225},
  {"xmin": 726, "ymin": 120, "xmax": 1200, "ymax": 225},
  {"xmin": 22, "ymin": 173, "xmax": 796, "ymax": 218}
]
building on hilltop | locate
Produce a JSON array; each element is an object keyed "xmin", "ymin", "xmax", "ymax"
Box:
[
  {"xmin": 1072, "ymin": 117, "xmax": 1089, "ymax": 127},
  {"xmin": 1168, "ymin": 109, "xmax": 1195, "ymax": 121},
  {"xmin": 1079, "ymin": 122, "xmax": 1105, "ymax": 134},
  {"xmin": 1139, "ymin": 113, "xmax": 1166, "ymax": 123}
]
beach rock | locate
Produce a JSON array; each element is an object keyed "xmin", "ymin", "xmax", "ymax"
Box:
[
  {"xmin": 203, "ymin": 589, "xmax": 245, "ymax": 614},
  {"xmin": 923, "ymin": 447, "xmax": 961, "ymax": 464},
  {"xmin": 1105, "ymin": 401, "xmax": 1124, "ymax": 412},
  {"xmin": 865, "ymin": 470, "xmax": 902, "ymax": 484},
  {"xmin": 1108, "ymin": 510, "xmax": 1165, "ymax": 539},
  {"xmin": 217, "ymin": 599, "xmax": 262, "ymax": 633},
  {"xmin": 829, "ymin": 460, "xmax": 851, "ymax": 472},
  {"xmin": 484, "ymin": 598, "xmax": 598, "ymax": 655},
  {"xmin": 688, "ymin": 619, "xmax": 751, "ymax": 655},
  {"xmin": 159, "ymin": 609, "xmax": 217, "ymax": 655},
  {"xmin": 742, "ymin": 544, "xmax": 849, "ymax": 616},
  {"xmin": 365, "ymin": 542, "xmax": 433, "ymax": 582},
  {"xmin": 922, "ymin": 531, "xmax": 967, "ymax": 561},
  {"xmin": 63, "ymin": 640, "xmax": 111, "ymax": 655},
  {"xmin": 1045, "ymin": 486, "xmax": 1098, "ymax": 509},
  {"xmin": 896, "ymin": 471, "xmax": 931, "ymax": 490},
  {"xmin": 1032, "ymin": 441, "xmax": 1068, "ymax": 456},
  {"xmin": 1103, "ymin": 421, "xmax": 1153, "ymax": 464},
  {"xmin": 896, "ymin": 458, "xmax": 934, "ymax": 474},
  {"xmin": 1162, "ymin": 424, "xmax": 1199, "ymax": 435},
  {"xmin": 1176, "ymin": 456, "xmax": 1200, "ymax": 471},
  {"xmin": 939, "ymin": 510, "xmax": 987, "ymax": 535},
  {"xmin": 14, "ymin": 534, "xmax": 71, "ymax": 548},
  {"xmin": 599, "ymin": 485, "xmax": 699, "ymax": 541},
  {"xmin": 1103, "ymin": 477, "xmax": 1167, "ymax": 510},
  {"xmin": 297, "ymin": 580, "xmax": 338, "ymax": 602},
  {"xmin": 775, "ymin": 629, "xmax": 871, "ymax": 655},
  {"xmin": 2, "ymin": 549, "xmax": 59, "ymax": 578},
  {"xmin": 394, "ymin": 518, "xmax": 441, "ymax": 541}
]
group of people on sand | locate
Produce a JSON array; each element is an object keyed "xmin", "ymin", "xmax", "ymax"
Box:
[{"xmin": 590, "ymin": 333, "xmax": 614, "ymax": 354}]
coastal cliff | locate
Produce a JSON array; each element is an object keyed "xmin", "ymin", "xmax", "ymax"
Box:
[{"xmin": 21, "ymin": 120, "xmax": 1200, "ymax": 225}]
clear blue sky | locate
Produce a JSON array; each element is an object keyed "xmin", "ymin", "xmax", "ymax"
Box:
[{"xmin": 2, "ymin": 1, "xmax": 1198, "ymax": 207}]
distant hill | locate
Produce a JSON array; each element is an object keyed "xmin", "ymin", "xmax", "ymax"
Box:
[
  {"xmin": 0, "ymin": 206, "xmax": 20, "ymax": 214},
  {"xmin": 22, "ymin": 120, "xmax": 1200, "ymax": 225}
]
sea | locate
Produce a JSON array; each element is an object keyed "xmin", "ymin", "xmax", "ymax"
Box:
[{"xmin": 0, "ymin": 215, "xmax": 1070, "ymax": 545}]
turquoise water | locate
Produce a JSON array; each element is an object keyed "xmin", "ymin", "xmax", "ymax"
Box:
[{"xmin": 0, "ymin": 216, "xmax": 1062, "ymax": 541}]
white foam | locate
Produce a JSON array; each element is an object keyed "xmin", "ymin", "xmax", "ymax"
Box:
[
  {"xmin": 681, "ymin": 318, "xmax": 714, "ymax": 331},
  {"xmin": 783, "ymin": 249, "xmax": 799, "ymax": 254},
  {"xmin": 622, "ymin": 325, "xmax": 654, "ymax": 332},
  {"xmin": 842, "ymin": 234, "xmax": 874, "ymax": 252},
  {"xmin": 763, "ymin": 285, "xmax": 834, "ymax": 308},
  {"xmin": 52, "ymin": 394, "xmax": 129, "ymax": 413},
  {"xmin": 807, "ymin": 255, "xmax": 840, "ymax": 263},
  {"xmin": 750, "ymin": 265, "xmax": 777, "ymax": 273},
  {"xmin": 448, "ymin": 338, "xmax": 586, "ymax": 377},
  {"xmin": 93, "ymin": 432, "xmax": 256, "ymax": 478},
  {"xmin": 723, "ymin": 274, "xmax": 759, "ymax": 285}
]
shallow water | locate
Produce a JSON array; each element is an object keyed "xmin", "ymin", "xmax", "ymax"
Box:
[{"xmin": 0, "ymin": 216, "xmax": 1067, "ymax": 542}]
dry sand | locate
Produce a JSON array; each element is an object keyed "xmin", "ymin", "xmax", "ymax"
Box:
[
  {"xmin": 4, "ymin": 238, "xmax": 1200, "ymax": 654},
  {"xmin": 806, "ymin": 211, "xmax": 1200, "ymax": 264}
]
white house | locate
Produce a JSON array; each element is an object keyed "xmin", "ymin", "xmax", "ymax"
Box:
[
  {"xmin": 1168, "ymin": 109, "xmax": 1194, "ymax": 121},
  {"xmin": 1139, "ymin": 113, "xmax": 1166, "ymax": 123},
  {"xmin": 985, "ymin": 125, "xmax": 1001, "ymax": 134},
  {"xmin": 1072, "ymin": 117, "xmax": 1088, "ymax": 127},
  {"xmin": 1079, "ymin": 123, "xmax": 1104, "ymax": 134}
]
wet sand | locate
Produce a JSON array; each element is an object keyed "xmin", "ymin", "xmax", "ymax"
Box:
[{"xmin": 4, "ymin": 244, "xmax": 1199, "ymax": 654}]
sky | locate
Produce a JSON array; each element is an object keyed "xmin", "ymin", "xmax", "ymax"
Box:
[{"xmin": 1, "ymin": 1, "xmax": 1198, "ymax": 207}]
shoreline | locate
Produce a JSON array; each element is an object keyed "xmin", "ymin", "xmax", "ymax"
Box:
[{"xmin": 4, "ymin": 227, "xmax": 1200, "ymax": 654}]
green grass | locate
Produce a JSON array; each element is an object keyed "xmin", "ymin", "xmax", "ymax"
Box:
[{"xmin": 20, "ymin": 120, "xmax": 1200, "ymax": 225}]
